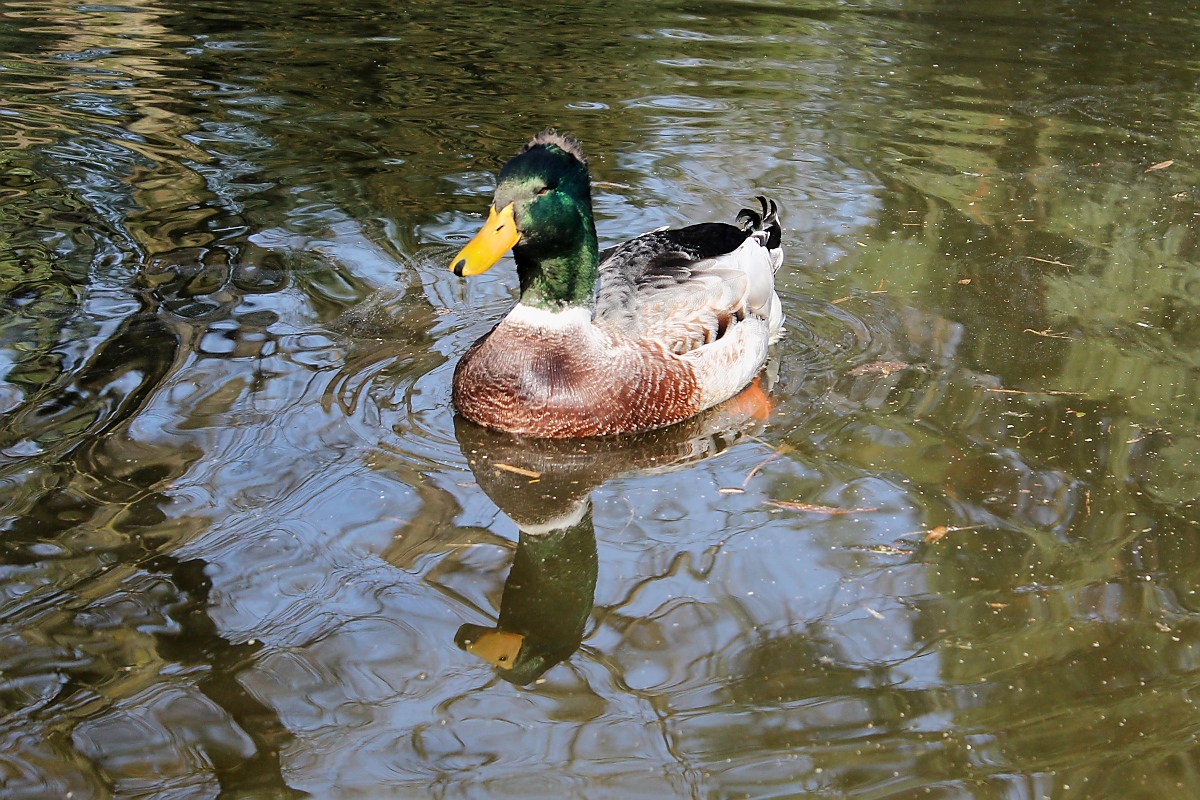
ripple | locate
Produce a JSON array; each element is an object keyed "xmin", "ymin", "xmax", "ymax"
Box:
[
  {"xmin": 625, "ymin": 94, "xmax": 732, "ymax": 112},
  {"xmin": 3, "ymin": 1, "xmax": 1199, "ymax": 798}
]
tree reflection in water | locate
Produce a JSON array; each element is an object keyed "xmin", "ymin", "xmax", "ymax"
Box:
[{"xmin": 3, "ymin": 0, "xmax": 1200, "ymax": 796}]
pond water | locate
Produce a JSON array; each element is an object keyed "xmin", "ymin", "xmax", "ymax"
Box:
[{"xmin": 2, "ymin": 0, "xmax": 1199, "ymax": 797}]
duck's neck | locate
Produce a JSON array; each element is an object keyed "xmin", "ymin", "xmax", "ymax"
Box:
[{"xmin": 513, "ymin": 212, "xmax": 599, "ymax": 312}]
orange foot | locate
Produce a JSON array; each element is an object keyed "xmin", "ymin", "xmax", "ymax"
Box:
[{"xmin": 728, "ymin": 376, "xmax": 772, "ymax": 422}]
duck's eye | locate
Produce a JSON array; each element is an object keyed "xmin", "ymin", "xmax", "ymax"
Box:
[{"xmin": 536, "ymin": 185, "xmax": 553, "ymax": 196}]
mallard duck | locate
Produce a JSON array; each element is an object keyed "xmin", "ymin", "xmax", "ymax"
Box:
[{"xmin": 450, "ymin": 130, "xmax": 784, "ymax": 438}]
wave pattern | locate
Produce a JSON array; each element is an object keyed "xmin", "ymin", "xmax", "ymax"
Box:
[{"xmin": 1, "ymin": 0, "xmax": 1199, "ymax": 798}]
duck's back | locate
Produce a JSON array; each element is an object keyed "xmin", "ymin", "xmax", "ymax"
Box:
[{"xmin": 595, "ymin": 199, "xmax": 784, "ymax": 347}]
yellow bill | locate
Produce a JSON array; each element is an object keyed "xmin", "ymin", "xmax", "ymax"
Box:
[
  {"xmin": 451, "ymin": 203, "xmax": 520, "ymax": 276},
  {"xmin": 463, "ymin": 629, "xmax": 525, "ymax": 670}
]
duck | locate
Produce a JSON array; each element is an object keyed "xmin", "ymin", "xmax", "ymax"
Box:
[{"xmin": 450, "ymin": 130, "xmax": 784, "ymax": 438}]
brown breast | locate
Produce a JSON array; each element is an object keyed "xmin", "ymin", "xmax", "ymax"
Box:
[{"xmin": 452, "ymin": 321, "xmax": 701, "ymax": 438}]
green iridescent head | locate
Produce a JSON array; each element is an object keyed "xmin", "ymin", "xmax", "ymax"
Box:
[{"xmin": 451, "ymin": 131, "xmax": 599, "ymax": 310}]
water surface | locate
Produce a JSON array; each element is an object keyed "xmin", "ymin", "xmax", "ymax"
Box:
[{"xmin": 2, "ymin": 0, "xmax": 1200, "ymax": 797}]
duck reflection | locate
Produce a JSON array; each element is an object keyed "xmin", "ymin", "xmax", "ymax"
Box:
[
  {"xmin": 451, "ymin": 377, "xmax": 773, "ymax": 684},
  {"xmin": 454, "ymin": 501, "xmax": 597, "ymax": 684}
]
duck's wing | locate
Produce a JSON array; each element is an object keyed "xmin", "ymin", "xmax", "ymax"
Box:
[{"xmin": 595, "ymin": 198, "xmax": 783, "ymax": 353}]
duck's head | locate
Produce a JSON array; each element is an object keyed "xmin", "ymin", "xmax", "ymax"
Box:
[{"xmin": 451, "ymin": 131, "xmax": 598, "ymax": 309}]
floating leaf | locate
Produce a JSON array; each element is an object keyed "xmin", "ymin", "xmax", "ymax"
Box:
[
  {"xmin": 767, "ymin": 501, "xmax": 878, "ymax": 514},
  {"xmin": 493, "ymin": 462, "xmax": 541, "ymax": 478}
]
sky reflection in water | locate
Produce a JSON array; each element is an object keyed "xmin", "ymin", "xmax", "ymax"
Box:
[{"xmin": 1, "ymin": 0, "xmax": 1199, "ymax": 798}]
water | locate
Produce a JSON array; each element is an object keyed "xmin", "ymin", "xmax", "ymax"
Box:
[{"xmin": 1, "ymin": 0, "xmax": 1199, "ymax": 797}]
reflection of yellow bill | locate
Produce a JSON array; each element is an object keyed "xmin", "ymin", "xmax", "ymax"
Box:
[
  {"xmin": 451, "ymin": 203, "xmax": 519, "ymax": 276},
  {"xmin": 463, "ymin": 629, "xmax": 525, "ymax": 669}
]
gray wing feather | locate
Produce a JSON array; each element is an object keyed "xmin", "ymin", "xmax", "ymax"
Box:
[{"xmin": 595, "ymin": 198, "xmax": 783, "ymax": 343}]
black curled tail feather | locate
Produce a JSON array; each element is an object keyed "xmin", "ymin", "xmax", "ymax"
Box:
[{"xmin": 736, "ymin": 196, "xmax": 783, "ymax": 251}]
